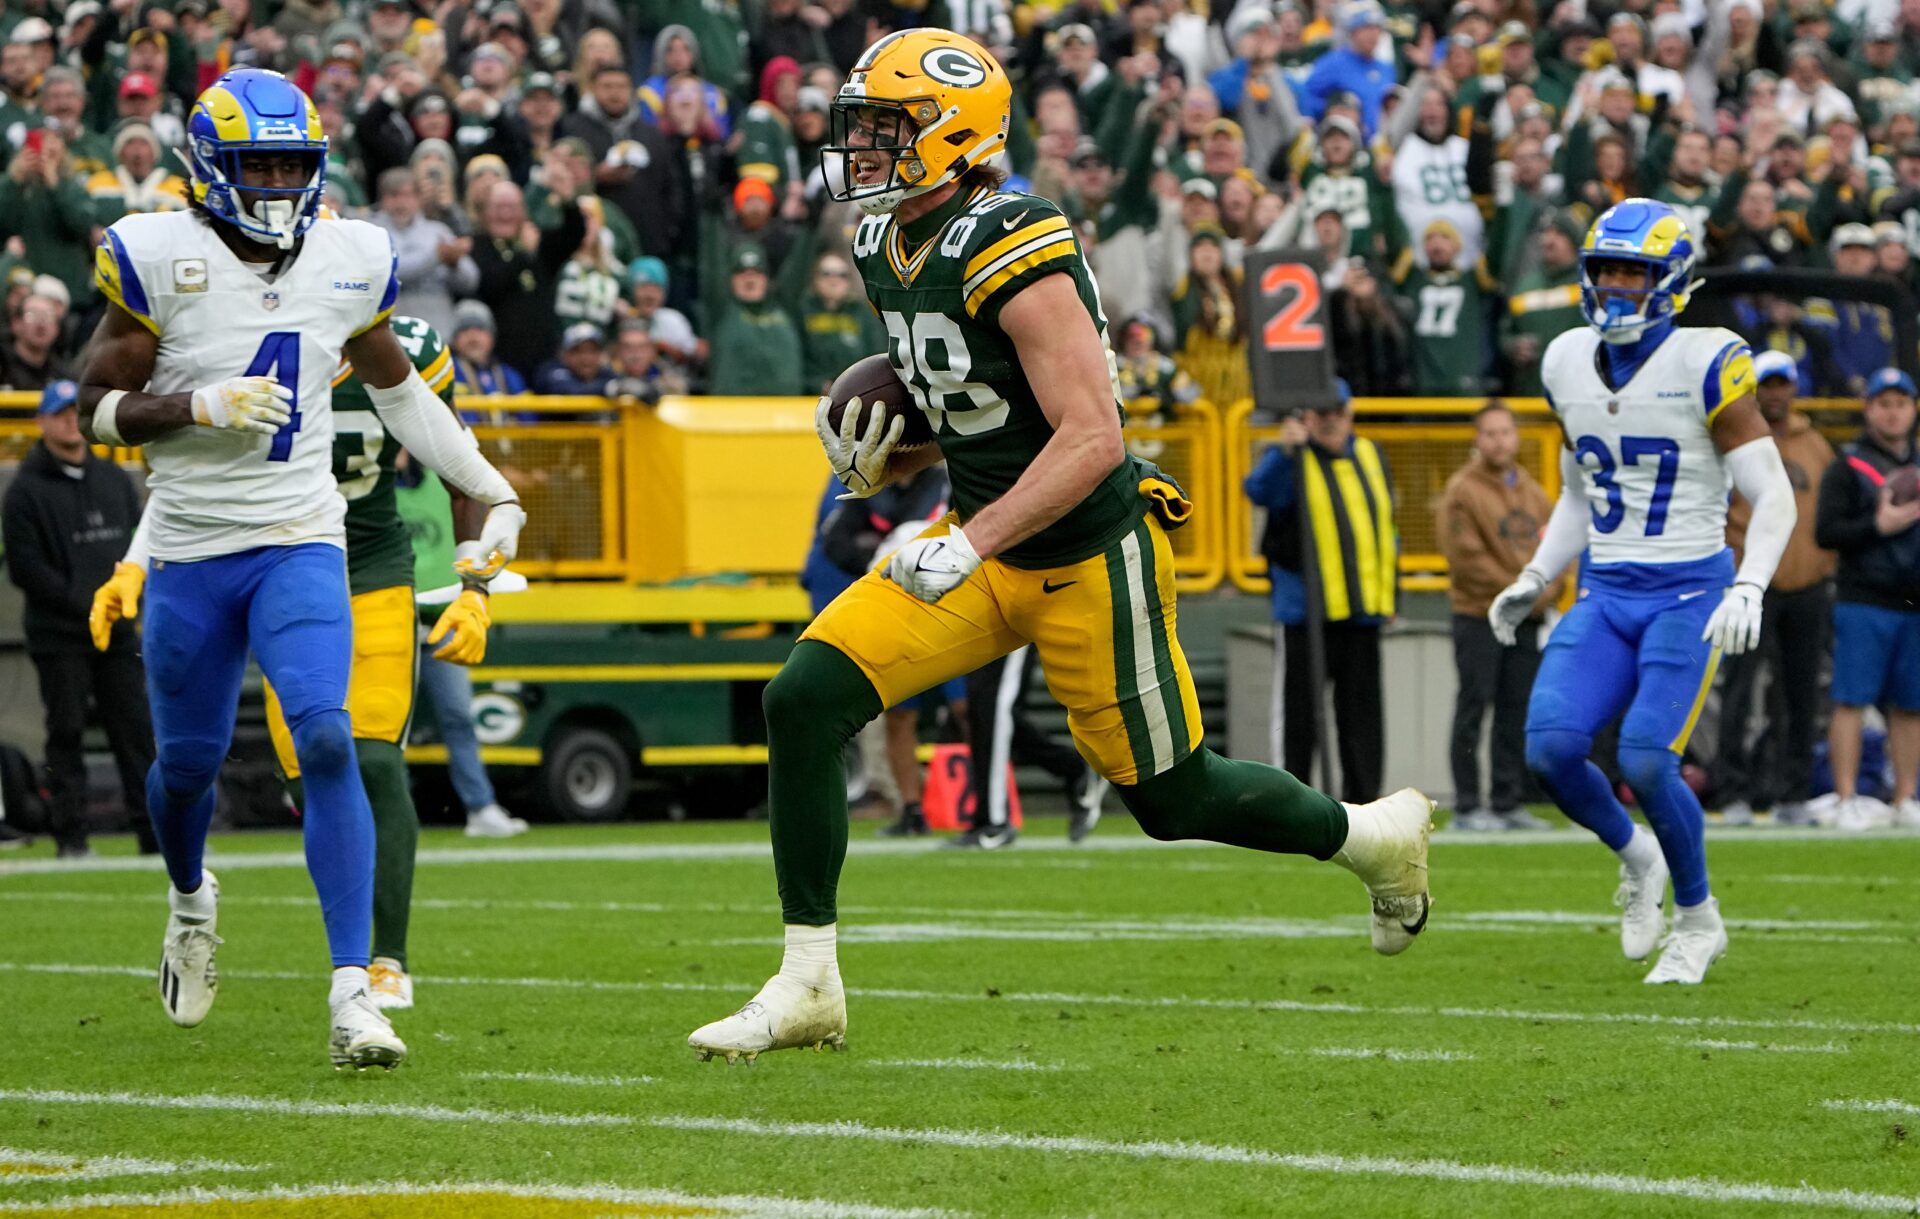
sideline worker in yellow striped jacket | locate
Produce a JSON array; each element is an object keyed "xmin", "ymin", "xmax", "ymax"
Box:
[{"xmin": 1243, "ymin": 380, "xmax": 1398, "ymax": 804}]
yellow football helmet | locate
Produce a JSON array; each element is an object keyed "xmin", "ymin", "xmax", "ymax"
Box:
[{"xmin": 826, "ymin": 28, "xmax": 1011, "ymax": 216}]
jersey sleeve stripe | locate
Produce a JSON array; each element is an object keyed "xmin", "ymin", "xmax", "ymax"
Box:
[
  {"xmin": 377, "ymin": 247, "xmax": 400, "ymax": 314},
  {"xmin": 961, "ymin": 227, "xmax": 1071, "ymax": 296},
  {"xmin": 97, "ymin": 229, "xmax": 157, "ymax": 333},
  {"xmin": 1702, "ymin": 341, "xmax": 1755, "ymax": 424},
  {"xmin": 962, "ymin": 215, "xmax": 1071, "ymax": 283},
  {"xmin": 964, "ymin": 236, "xmax": 1078, "ymax": 316},
  {"xmin": 350, "ymin": 304, "xmax": 395, "ymax": 339},
  {"xmin": 421, "ymin": 347, "xmax": 454, "ymax": 391},
  {"xmin": 331, "ymin": 362, "xmax": 354, "ymax": 388}
]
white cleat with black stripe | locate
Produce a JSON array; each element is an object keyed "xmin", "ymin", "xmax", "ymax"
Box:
[
  {"xmin": 329, "ymin": 985, "xmax": 408, "ymax": 1069},
  {"xmin": 688, "ymin": 974, "xmax": 847, "ymax": 1065},
  {"xmin": 1334, "ymin": 790, "xmax": 1435, "ymax": 956},
  {"xmin": 158, "ymin": 870, "xmax": 221, "ymax": 1028}
]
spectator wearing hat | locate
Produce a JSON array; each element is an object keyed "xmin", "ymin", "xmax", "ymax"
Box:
[
  {"xmin": 1115, "ymin": 313, "xmax": 1198, "ymax": 425},
  {"xmin": 1325, "ymin": 249, "xmax": 1409, "ymax": 397},
  {"xmin": 1438, "ymin": 401, "xmax": 1559, "ymax": 831},
  {"xmin": 1714, "ymin": 349, "xmax": 1836, "ymax": 827},
  {"xmin": 449, "ymin": 299, "xmax": 526, "ymax": 396},
  {"xmin": 1207, "ymin": 5, "xmax": 1277, "ymax": 118},
  {"xmin": 654, "ymin": 73, "xmax": 734, "ymax": 298},
  {"xmin": 1, "ymin": 380, "xmax": 156, "ymax": 858},
  {"xmin": 1852, "ymin": 21, "xmax": 1912, "ymax": 131},
  {"xmin": 706, "ymin": 244, "xmax": 804, "ymax": 397},
  {"xmin": 1598, "ymin": 10, "xmax": 1686, "ymax": 113},
  {"xmin": 791, "ymin": 83, "xmax": 830, "ymax": 186},
  {"xmin": 736, "ymin": 56, "xmax": 803, "ymax": 196},
  {"xmin": 1243, "ymin": 380, "xmax": 1398, "ymax": 803},
  {"xmin": 111, "ymin": 71, "xmax": 186, "ymax": 158},
  {"xmin": 1393, "ymin": 217, "xmax": 1497, "ymax": 395},
  {"xmin": 625, "ymin": 256, "xmax": 699, "ymax": 371},
  {"xmin": 533, "ymin": 321, "xmax": 618, "ymax": 397},
  {"xmin": 1392, "ymin": 85, "xmax": 1483, "ymax": 270},
  {"xmin": 1170, "ymin": 225, "xmax": 1248, "ymax": 409},
  {"xmin": 1299, "ymin": 3, "xmax": 1395, "ymax": 139},
  {"xmin": 0, "ymin": 33, "xmax": 44, "ymax": 131},
  {"xmin": 0, "ymin": 288, "xmax": 68, "ymax": 390},
  {"xmin": 86, "ymin": 121, "xmax": 188, "ymax": 224},
  {"xmin": 797, "ymin": 251, "xmax": 884, "ymax": 394},
  {"xmin": 472, "ymin": 171, "xmax": 585, "ymax": 377},
  {"xmin": 409, "ymin": 138, "xmax": 467, "ymax": 232},
  {"xmin": 1054, "ymin": 22, "xmax": 1128, "ymax": 145},
  {"xmin": 450, "ymin": 45, "xmax": 533, "ymax": 182},
  {"xmin": 1806, "ymin": 224, "xmax": 1894, "ymax": 395},
  {"xmin": 1297, "ymin": 113, "xmax": 1403, "ymax": 265},
  {"xmin": 517, "ymin": 71, "xmax": 564, "ymax": 169},
  {"xmin": 0, "ymin": 136, "xmax": 93, "ymax": 315},
  {"xmin": 699, "ymin": 174, "xmax": 810, "ymax": 326},
  {"xmin": 1872, "ymin": 221, "xmax": 1919, "ymax": 296},
  {"xmin": 371, "ymin": 165, "xmax": 477, "ymax": 339},
  {"xmin": 365, "ymin": 0, "xmax": 415, "ymax": 56},
  {"xmin": 1815, "ymin": 367, "xmax": 1920, "ymax": 830},
  {"xmin": 638, "ymin": 24, "xmax": 731, "ymax": 138},
  {"xmin": 562, "ymin": 62, "xmax": 682, "ymax": 264},
  {"xmin": 1067, "ymin": 74, "xmax": 1169, "ymax": 328},
  {"xmin": 1499, "ymin": 212, "xmax": 1584, "ymax": 396}
]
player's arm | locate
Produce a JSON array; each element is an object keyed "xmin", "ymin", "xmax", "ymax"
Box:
[
  {"xmin": 1488, "ymin": 436, "xmax": 1592, "ymax": 645},
  {"xmin": 77, "ymin": 304, "xmax": 291, "ymax": 446},
  {"xmin": 949, "ymin": 272, "xmax": 1125, "ymax": 559},
  {"xmin": 343, "ymin": 320, "xmax": 525, "ymax": 580},
  {"xmin": 1704, "ymin": 390, "xmax": 1795, "ymax": 655}
]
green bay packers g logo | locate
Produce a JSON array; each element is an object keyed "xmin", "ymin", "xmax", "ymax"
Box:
[{"xmin": 921, "ymin": 46, "xmax": 986, "ymax": 87}]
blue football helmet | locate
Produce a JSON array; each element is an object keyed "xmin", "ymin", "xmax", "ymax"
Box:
[
  {"xmin": 187, "ymin": 68, "xmax": 327, "ymax": 250},
  {"xmin": 1579, "ymin": 198, "xmax": 1697, "ymax": 345}
]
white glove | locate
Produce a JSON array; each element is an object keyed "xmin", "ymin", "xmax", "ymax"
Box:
[
  {"xmin": 816, "ymin": 393, "xmax": 903, "ymax": 500},
  {"xmin": 1487, "ymin": 568, "xmax": 1548, "ymax": 647},
  {"xmin": 1702, "ymin": 582, "xmax": 1764, "ymax": 655},
  {"xmin": 190, "ymin": 376, "xmax": 293, "ymax": 434},
  {"xmin": 453, "ymin": 501, "xmax": 527, "ymax": 581},
  {"xmin": 884, "ymin": 525, "xmax": 983, "ymax": 603}
]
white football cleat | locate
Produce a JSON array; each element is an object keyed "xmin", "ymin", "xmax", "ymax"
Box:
[
  {"xmin": 1613, "ymin": 851, "xmax": 1670, "ymax": 961},
  {"xmin": 1644, "ymin": 898, "xmax": 1729, "ymax": 985},
  {"xmin": 330, "ymin": 982, "xmax": 408, "ymax": 1069},
  {"xmin": 1831, "ymin": 795, "xmax": 1893, "ymax": 832},
  {"xmin": 1448, "ymin": 808, "xmax": 1504, "ymax": 832},
  {"xmin": 465, "ymin": 804, "xmax": 529, "ymax": 838},
  {"xmin": 687, "ymin": 974, "xmax": 847, "ymax": 1065},
  {"xmin": 1334, "ymin": 788, "xmax": 1434, "ymax": 955},
  {"xmin": 1894, "ymin": 798, "xmax": 1920, "ymax": 830},
  {"xmin": 368, "ymin": 957, "xmax": 413, "ymax": 1010},
  {"xmin": 1718, "ymin": 800, "xmax": 1755, "ymax": 826},
  {"xmin": 159, "ymin": 870, "xmax": 221, "ymax": 1028}
]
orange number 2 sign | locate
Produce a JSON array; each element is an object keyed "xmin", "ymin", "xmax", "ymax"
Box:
[{"xmin": 1259, "ymin": 262, "xmax": 1324, "ymax": 352}]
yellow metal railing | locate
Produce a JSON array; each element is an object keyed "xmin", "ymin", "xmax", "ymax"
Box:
[{"xmin": 3, "ymin": 390, "xmax": 1871, "ymax": 598}]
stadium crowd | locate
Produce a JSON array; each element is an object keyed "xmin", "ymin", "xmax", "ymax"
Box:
[{"xmin": 2, "ymin": 0, "xmax": 1920, "ymax": 403}]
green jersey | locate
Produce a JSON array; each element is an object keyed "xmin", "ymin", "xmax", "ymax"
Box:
[
  {"xmin": 1397, "ymin": 261, "xmax": 1497, "ymax": 396},
  {"xmin": 850, "ymin": 184, "xmax": 1153, "ymax": 569},
  {"xmin": 330, "ymin": 315, "xmax": 457, "ymax": 595},
  {"xmin": 1298, "ymin": 157, "xmax": 1403, "ymax": 263}
]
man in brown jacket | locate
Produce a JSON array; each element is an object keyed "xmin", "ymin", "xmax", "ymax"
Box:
[
  {"xmin": 1439, "ymin": 402, "xmax": 1560, "ymax": 830},
  {"xmin": 1713, "ymin": 350, "xmax": 1837, "ymax": 826}
]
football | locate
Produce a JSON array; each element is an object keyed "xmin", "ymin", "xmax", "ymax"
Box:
[
  {"xmin": 824, "ymin": 354, "xmax": 934, "ymax": 450},
  {"xmin": 1888, "ymin": 465, "xmax": 1919, "ymax": 505}
]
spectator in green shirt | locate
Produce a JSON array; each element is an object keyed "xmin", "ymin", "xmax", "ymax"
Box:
[
  {"xmin": 1500, "ymin": 212, "xmax": 1585, "ymax": 396},
  {"xmin": 0, "ymin": 129, "xmax": 96, "ymax": 309},
  {"xmin": 707, "ymin": 244, "xmax": 804, "ymax": 397},
  {"xmin": 797, "ymin": 251, "xmax": 885, "ymax": 395}
]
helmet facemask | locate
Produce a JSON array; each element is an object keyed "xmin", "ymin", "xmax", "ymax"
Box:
[
  {"xmin": 1580, "ymin": 252, "xmax": 1690, "ymax": 344},
  {"xmin": 825, "ymin": 94, "xmax": 982, "ymax": 216},
  {"xmin": 194, "ymin": 143, "xmax": 327, "ymax": 250}
]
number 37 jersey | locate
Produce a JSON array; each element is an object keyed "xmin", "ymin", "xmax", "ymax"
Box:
[
  {"xmin": 95, "ymin": 211, "xmax": 399, "ymax": 561},
  {"xmin": 1540, "ymin": 326, "xmax": 1756, "ymax": 567}
]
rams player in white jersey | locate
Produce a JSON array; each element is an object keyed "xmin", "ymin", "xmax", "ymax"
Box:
[
  {"xmin": 76, "ymin": 68, "xmax": 526, "ymax": 1067},
  {"xmin": 1489, "ymin": 200, "xmax": 1796, "ymax": 985}
]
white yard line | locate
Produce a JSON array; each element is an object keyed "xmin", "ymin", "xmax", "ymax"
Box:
[
  {"xmin": 0, "ymin": 1090, "xmax": 1909, "ymax": 1213},
  {"xmin": 8, "ymin": 960, "xmax": 1918, "ymax": 1038},
  {"xmin": 1684, "ymin": 1040, "xmax": 1849, "ymax": 1054},
  {"xmin": 0, "ymin": 1147, "xmax": 255, "ymax": 1181},
  {"xmin": 1825, "ymin": 1099, "xmax": 1920, "ymax": 1116},
  {"xmin": 1297, "ymin": 1048, "xmax": 1476, "ymax": 1062},
  {"xmin": 5, "ymin": 825, "xmax": 1916, "ymax": 876},
  {"xmin": 0, "ymin": 1179, "xmax": 955, "ymax": 1218},
  {"xmin": 865, "ymin": 1059, "xmax": 1067, "ymax": 1072},
  {"xmin": 461, "ymin": 1070, "xmax": 657, "ymax": 1087}
]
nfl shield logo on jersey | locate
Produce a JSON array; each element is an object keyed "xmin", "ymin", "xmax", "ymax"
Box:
[{"xmin": 262, "ymin": 291, "xmax": 280, "ymax": 311}]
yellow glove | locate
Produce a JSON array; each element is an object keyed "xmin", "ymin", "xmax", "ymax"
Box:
[
  {"xmin": 427, "ymin": 588, "xmax": 490, "ymax": 665},
  {"xmin": 89, "ymin": 561, "xmax": 145, "ymax": 652}
]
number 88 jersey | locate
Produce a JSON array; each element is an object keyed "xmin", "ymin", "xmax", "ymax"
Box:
[
  {"xmin": 94, "ymin": 209, "xmax": 399, "ymax": 562},
  {"xmin": 850, "ymin": 183, "xmax": 1152, "ymax": 570},
  {"xmin": 331, "ymin": 315, "xmax": 454, "ymax": 594},
  {"xmin": 1540, "ymin": 325, "xmax": 1757, "ymax": 566}
]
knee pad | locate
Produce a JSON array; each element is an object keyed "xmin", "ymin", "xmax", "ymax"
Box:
[
  {"xmin": 1617, "ymin": 744, "xmax": 1680, "ymax": 800},
  {"xmin": 1526, "ymin": 729, "xmax": 1591, "ymax": 784},
  {"xmin": 290, "ymin": 710, "xmax": 357, "ymax": 778},
  {"xmin": 155, "ymin": 736, "xmax": 225, "ymax": 795}
]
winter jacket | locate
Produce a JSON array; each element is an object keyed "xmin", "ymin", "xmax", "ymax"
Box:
[
  {"xmin": 1, "ymin": 441, "xmax": 143, "ymax": 652},
  {"xmin": 1815, "ymin": 432, "xmax": 1920, "ymax": 611},
  {"xmin": 560, "ymin": 97, "xmax": 684, "ymax": 260},
  {"xmin": 1437, "ymin": 457, "xmax": 1562, "ymax": 618},
  {"xmin": 707, "ymin": 298, "xmax": 805, "ymax": 396}
]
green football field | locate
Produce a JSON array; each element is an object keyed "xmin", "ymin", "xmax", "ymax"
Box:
[{"xmin": 1, "ymin": 810, "xmax": 1917, "ymax": 1218}]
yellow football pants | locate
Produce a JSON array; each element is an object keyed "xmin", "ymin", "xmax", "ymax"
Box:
[
  {"xmin": 802, "ymin": 513, "xmax": 1203, "ymax": 785},
  {"xmin": 267, "ymin": 584, "xmax": 417, "ymax": 779}
]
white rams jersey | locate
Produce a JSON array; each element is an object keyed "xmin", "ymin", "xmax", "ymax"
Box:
[
  {"xmin": 95, "ymin": 211, "xmax": 398, "ymax": 561},
  {"xmin": 1390, "ymin": 133, "xmax": 1482, "ymax": 269},
  {"xmin": 1541, "ymin": 325, "xmax": 1756, "ymax": 566}
]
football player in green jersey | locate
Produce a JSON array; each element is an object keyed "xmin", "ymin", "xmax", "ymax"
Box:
[{"xmin": 687, "ymin": 28, "xmax": 1435, "ymax": 1065}]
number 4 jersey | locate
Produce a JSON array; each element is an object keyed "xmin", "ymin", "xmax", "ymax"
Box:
[
  {"xmin": 850, "ymin": 184, "xmax": 1160, "ymax": 569},
  {"xmin": 1540, "ymin": 325, "xmax": 1756, "ymax": 566},
  {"xmin": 94, "ymin": 210, "xmax": 399, "ymax": 561}
]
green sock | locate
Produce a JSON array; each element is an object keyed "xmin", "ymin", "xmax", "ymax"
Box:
[
  {"xmin": 356, "ymin": 740, "xmax": 419, "ymax": 969},
  {"xmin": 763, "ymin": 641, "xmax": 883, "ymax": 925},
  {"xmin": 1115, "ymin": 747, "xmax": 1349, "ymax": 860}
]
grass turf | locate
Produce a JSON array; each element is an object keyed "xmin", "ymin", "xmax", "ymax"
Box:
[{"xmin": 1, "ymin": 813, "xmax": 1916, "ymax": 1218}]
